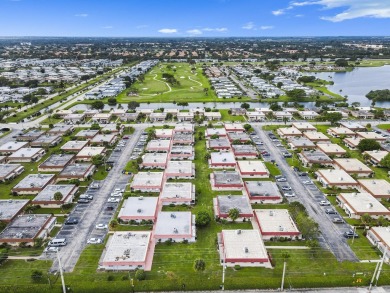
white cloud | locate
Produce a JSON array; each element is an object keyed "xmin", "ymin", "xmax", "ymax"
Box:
[
  {"xmin": 280, "ymin": 1, "xmax": 390, "ymax": 22},
  {"xmin": 272, "ymin": 9, "xmax": 287, "ymax": 16},
  {"xmin": 75, "ymin": 13, "xmax": 88, "ymax": 17},
  {"xmin": 187, "ymin": 29, "xmax": 203, "ymax": 35},
  {"xmin": 203, "ymin": 27, "xmax": 228, "ymax": 32},
  {"xmin": 158, "ymin": 28, "xmax": 178, "ymax": 34},
  {"xmin": 102, "ymin": 26, "xmax": 113, "ymax": 29},
  {"xmin": 242, "ymin": 22, "xmax": 255, "ymax": 30},
  {"xmin": 260, "ymin": 26, "xmax": 274, "ymax": 30}
]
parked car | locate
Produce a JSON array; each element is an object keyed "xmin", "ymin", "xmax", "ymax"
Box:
[
  {"xmin": 123, "ymin": 136, "xmax": 129, "ymax": 139},
  {"xmin": 319, "ymin": 200, "xmax": 331, "ymax": 206},
  {"xmin": 87, "ymin": 238, "xmax": 103, "ymax": 244},
  {"xmin": 77, "ymin": 198, "xmax": 89, "ymax": 204},
  {"xmin": 344, "ymin": 230, "xmax": 359, "ymax": 238},
  {"xmin": 44, "ymin": 246, "xmax": 59, "ymax": 253},
  {"xmin": 281, "ymin": 186, "xmax": 292, "ymax": 191},
  {"xmin": 64, "ymin": 218, "xmax": 79, "ymax": 225},
  {"xmin": 105, "ymin": 206, "xmax": 115, "ymax": 211},
  {"xmin": 332, "ymin": 217, "xmax": 344, "ymax": 223},
  {"xmin": 276, "ymin": 177, "xmax": 287, "ymax": 182},
  {"xmin": 325, "ymin": 208, "xmax": 337, "ymax": 214},
  {"xmin": 298, "ymin": 172, "xmax": 308, "ymax": 177},
  {"xmin": 107, "ymin": 197, "xmax": 120, "ymax": 203},
  {"xmin": 95, "ymin": 224, "xmax": 108, "ymax": 230},
  {"xmin": 284, "ymin": 192, "xmax": 296, "ymax": 197},
  {"xmin": 283, "ymin": 152, "xmax": 292, "ymax": 158}
]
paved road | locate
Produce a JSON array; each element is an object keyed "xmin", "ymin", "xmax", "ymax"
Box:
[
  {"xmin": 49, "ymin": 126, "xmax": 144, "ymax": 272},
  {"xmin": 254, "ymin": 126, "xmax": 358, "ymax": 262},
  {"xmin": 228, "ymin": 72, "xmax": 258, "ymax": 100},
  {"xmin": 148, "ymin": 288, "xmax": 389, "ymax": 293}
]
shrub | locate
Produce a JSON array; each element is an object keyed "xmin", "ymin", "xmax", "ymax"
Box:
[
  {"xmin": 234, "ymin": 265, "xmax": 241, "ymax": 270},
  {"xmin": 135, "ymin": 269, "xmax": 146, "ymax": 281},
  {"xmin": 31, "ymin": 270, "xmax": 43, "ymax": 282},
  {"xmin": 107, "ymin": 275, "xmax": 115, "ymax": 281}
]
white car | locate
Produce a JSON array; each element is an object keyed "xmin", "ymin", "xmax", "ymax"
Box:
[
  {"xmin": 284, "ymin": 192, "xmax": 296, "ymax": 197},
  {"xmin": 44, "ymin": 246, "xmax": 59, "ymax": 253},
  {"xmin": 87, "ymin": 238, "xmax": 103, "ymax": 244},
  {"xmin": 95, "ymin": 224, "xmax": 108, "ymax": 230},
  {"xmin": 111, "ymin": 192, "xmax": 122, "ymax": 198},
  {"xmin": 319, "ymin": 200, "xmax": 331, "ymax": 206},
  {"xmin": 107, "ymin": 197, "xmax": 120, "ymax": 203}
]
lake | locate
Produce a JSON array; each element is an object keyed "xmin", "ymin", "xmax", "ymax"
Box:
[{"xmin": 312, "ymin": 65, "xmax": 390, "ymax": 108}]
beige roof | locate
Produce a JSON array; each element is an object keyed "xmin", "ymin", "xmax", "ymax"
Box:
[
  {"xmin": 344, "ymin": 137, "xmax": 362, "ymax": 147},
  {"xmin": 237, "ymin": 160, "xmax": 269, "ymax": 174},
  {"xmin": 292, "ymin": 122, "xmax": 316, "ymax": 131},
  {"xmin": 358, "ymin": 179, "xmax": 390, "ymax": 197},
  {"xmin": 76, "ymin": 147, "xmax": 105, "ymax": 157},
  {"xmin": 356, "ymin": 132, "xmax": 386, "ymax": 140},
  {"xmin": 328, "ymin": 127, "xmax": 355, "ymax": 135},
  {"xmin": 277, "ymin": 127, "xmax": 302, "ymax": 136},
  {"xmin": 317, "ymin": 143, "xmax": 347, "ymax": 154},
  {"xmin": 333, "ymin": 158, "xmax": 372, "ymax": 173},
  {"xmin": 338, "ymin": 193, "xmax": 390, "ymax": 215},
  {"xmin": 254, "ymin": 209, "xmax": 300, "ymax": 234},
  {"xmin": 364, "ymin": 150, "xmax": 388, "ymax": 162},
  {"xmin": 303, "ymin": 131, "xmax": 330, "ymax": 141},
  {"xmin": 316, "ymin": 169, "xmax": 357, "ymax": 185}
]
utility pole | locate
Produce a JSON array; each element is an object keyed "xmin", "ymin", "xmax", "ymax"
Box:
[
  {"xmin": 375, "ymin": 247, "xmax": 388, "ymax": 286},
  {"xmin": 221, "ymin": 253, "xmax": 226, "ymax": 290},
  {"xmin": 352, "ymin": 226, "xmax": 357, "ymax": 245},
  {"xmin": 369, "ymin": 261, "xmax": 380, "ymax": 292},
  {"xmin": 57, "ymin": 252, "xmax": 66, "ymax": 293},
  {"xmin": 281, "ymin": 261, "xmax": 287, "ymax": 291}
]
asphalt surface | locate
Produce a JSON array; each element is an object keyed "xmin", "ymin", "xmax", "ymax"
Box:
[
  {"xmin": 253, "ymin": 126, "xmax": 359, "ymax": 262},
  {"xmin": 49, "ymin": 126, "xmax": 144, "ymax": 272}
]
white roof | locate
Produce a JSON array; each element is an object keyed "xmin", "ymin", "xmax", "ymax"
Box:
[
  {"xmin": 102, "ymin": 232, "xmax": 151, "ymax": 264},
  {"xmin": 206, "ymin": 128, "xmax": 227, "ymax": 136},
  {"xmin": 77, "ymin": 147, "xmax": 105, "ymax": 157},
  {"xmin": 317, "ymin": 169, "xmax": 357, "ymax": 184},
  {"xmin": 358, "ymin": 179, "xmax": 390, "ymax": 197},
  {"xmin": 237, "ymin": 160, "xmax": 269, "ymax": 174},
  {"xmin": 210, "ymin": 152, "xmax": 236, "ymax": 164},
  {"xmin": 317, "ymin": 143, "xmax": 347, "ymax": 154},
  {"xmin": 277, "ymin": 127, "xmax": 302, "ymax": 136},
  {"xmin": 334, "ymin": 158, "xmax": 372, "ymax": 173},
  {"xmin": 160, "ymin": 182, "xmax": 194, "ymax": 200},
  {"xmin": 292, "ymin": 122, "xmax": 316, "ymax": 130},
  {"xmin": 357, "ymin": 132, "xmax": 386, "ymax": 140},
  {"xmin": 131, "ymin": 172, "xmax": 164, "ymax": 187},
  {"xmin": 254, "ymin": 209, "xmax": 300, "ymax": 234},
  {"xmin": 338, "ymin": 193, "xmax": 389, "ymax": 214},
  {"xmin": 221, "ymin": 229, "xmax": 268, "ymax": 260},
  {"xmin": 142, "ymin": 153, "xmax": 168, "ymax": 165},
  {"xmin": 61, "ymin": 140, "xmax": 88, "ymax": 150},
  {"xmin": 165, "ymin": 160, "xmax": 194, "ymax": 174},
  {"xmin": 370, "ymin": 227, "xmax": 390, "ymax": 248},
  {"xmin": 154, "ymin": 211, "xmax": 192, "ymax": 236},
  {"xmin": 146, "ymin": 140, "xmax": 171, "ymax": 151},
  {"xmin": 364, "ymin": 150, "xmax": 388, "ymax": 162},
  {"xmin": 303, "ymin": 131, "xmax": 330, "ymax": 141},
  {"xmin": 328, "ymin": 127, "xmax": 355, "ymax": 135},
  {"xmin": 9, "ymin": 147, "xmax": 43, "ymax": 158},
  {"xmin": 0, "ymin": 141, "xmax": 28, "ymax": 152},
  {"xmin": 155, "ymin": 129, "xmax": 173, "ymax": 137},
  {"xmin": 118, "ymin": 197, "xmax": 158, "ymax": 219}
]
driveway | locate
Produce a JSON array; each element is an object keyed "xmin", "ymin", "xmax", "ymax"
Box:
[
  {"xmin": 254, "ymin": 126, "xmax": 358, "ymax": 262},
  {"xmin": 49, "ymin": 127, "xmax": 145, "ymax": 272}
]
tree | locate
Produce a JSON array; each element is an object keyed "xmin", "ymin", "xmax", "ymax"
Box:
[
  {"xmin": 53, "ymin": 192, "xmax": 63, "ymax": 201},
  {"xmin": 322, "ymin": 112, "xmax": 342, "ymax": 126},
  {"xmin": 351, "ymin": 102, "xmax": 361, "ymax": 108},
  {"xmin": 243, "ymin": 124, "xmax": 252, "ymax": 132},
  {"xmin": 380, "ymin": 153, "xmax": 390, "ymax": 168},
  {"xmin": 240, "ymin": 102, "xmax": 250, "ymax": 110},
  {"xmin": 335, "ymin": 59, "xmax": 349, "ymax": 67},
  {"xmin": 286, "ymin": 89, "xmax": 306, "ymax": 100},
  {"xmin": 306, "ymin": 239, "xmax": 320, "ymax": 257},
  {"xmin": 297, "ymin": 76, "xmax": 316, "ymax": 83},
  {"xmin": 91, "ymin": 101, "xmax": 104, "ymax": 110},
  {"xmin": 135, "ymin": 269, "xmax": 146, "ymax": 281},
  {"xmin": 90, "ymin": 123, "xmax": 101, "ymax": 130},
  {"xmin": 195, "ymin": 211, "xmax": 211, "ymax": 227},
  {"xmin": 228, "ymin": 208, "xmax": 240, "ymax": 222},
  {"xmin": 91, "ymin": 154, "xmax": 105, "ymax": 166},
  {"xmin": 281, "ymin": 251, "xmax": 290, "ymax": 261},
  {"xmin": 357, "ymin": 139, "xmax": 381, "ymax": 152},
  {"xmin": 31, "ymin": 270, "xmax": 43, "ymax": 282},
  {"xmin": 296, "ymin": 212, "xmax": 319, "ymax": 240},
  {"xmin": 107, "ymin": 97, "xmax": 117, "ymax": 106},
  {"xmin": 109, "ymin": 219, "xmax": 118, "ymax": 229},
  {"xmin": 361, "ymin": 213, "xmax": 373, "ymax": 225},
  {"xmin": 193, "ymin": 259, "xmax": 206, "ymax": 271},
  {"xmin": 128, "ymin": 101, "xmax": 140, "ymax": 110},
  {"xmin": 269, "ymin": 102, "xmax": 282, "ymax": 112}
]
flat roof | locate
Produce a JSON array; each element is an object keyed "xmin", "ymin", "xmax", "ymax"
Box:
[
  {"xmin": 0, "ymin": 199, "xmax": 29, "ymax": 221},
  {"xmin": 278, "ymin": 127, "xmax": 302, "ymax": 136},
  {"xmin": 303, "ymin": 131, "xmax": 330, "ymax": 141},
  {"xmin": 221, "ymin": 229, "xmax": 268, "ymax": 260},
  {"xmin": 344, "ymin": 137, "xmax": 362, "ymax": 147},
  {"xmin": 93, "ymin": 113, "xmax": 112, "ymax": 119},
  {"xmin": 165, "ymin": 160, "xmax": 194, "ymax": 174},
  {"xmin": 75, "ymin": 130, "xmax": 99, "ymax": 137},
  {"xmin": 364, "ymin": 150, "xmax": 388, "ymax": 162},
  {"xmin": 339, "ymin": 121, "xmax": 365, "ymax": 130},
  {"xmin": 214, "ymin": 171, "xmax": 242, "ymax": 185},
  {"xmin": 14, "ymin": 174, "xmax": 54, "ymax": 189},
  {"xmin": 328, "ymin": 127, "xmax": 355, "ymax": 135},
  {"xmin": 48, "ymin": 125, "xmax": 73, "ymax": 133},
  {"xmin": 155, "ymin": 129, "xmax": 173, "ymax": 137},
  {"xmin": 77, "ymin": 146, "xmax": 105, "ymax": 157},
  {"xmin": 216, "ymin": 195, "xmax": 252, "ymax": 215},
  {"xmin": 237, "ymin": 160, "xmax": 268, "ymax": 174},
  {"xmin": 357, "ymin": 132, "xmax": 386, "ymax": 140},
  {"xmin": 317, "ymin": 143, "xmax": 347, "ymax": 154},
  {"xmin": 0, "ymin": 214, "xmax": 52, "ymax": 240},
  {"xmin": 0, "ymin": 141, "xmax": 28, "ymax": 152},
  {"xmin": 232, "ymin": 144, "xmax": 258, "ymax": 153},
  {"xmin": 245, "ymin": 181, "xmax": 281, "ymax": 197},
  {"xmin": 338, "ymin": 193, "xmax": 389, "ymax": 214},
  {"xmin": 174, "ymin": 124, "xmax": 194, "ymax": 132},
  {"xmin": 210, "ymin": 152, "xmax": 236, "ymax": 164},
  {"xmin": 154, "ymin": 211, "xmax": 192, "ymax": 236},
  {"xmin": 20, "ymin": 129, "xmax": 45, "ymax": 138},
  {"xmin": 39, "ymin": 154, "xmax": 74, "ymax": 168},
  {"xmin": 224, "ymin": 123, "xmax": 244, "ymax": 131},
  {"xmin": 206, "ymin": 128, "xmax": 227, "ymax": 136},
  {"xmin": 316, "ymin": 169, "xmax": 357, "ymax": 185},
  {"xmin": 370, "ymin": 227, "xmax": 390, "ymax": 247},
  {"xmin": 301, "ymin": 150, "xmax": 333, "ymax": 163},
  {"xmin": 132, "ymin": 172, "xmax": 164, "ymax": 187},
  {"xmin": 0, "ymin": 164, "xmax": 23, "ymax": 178},
  {"xmin": 32, "ymin": 134, "xmax": 61, "ymax": 144},
  {"xmin": 358, "ymin": 179, "xmax": 390, "ymax": 197},
  {"xmin": 160, "ymin": 182, "xmax": 194, "ymax": 200},
  {"xmin": 102, "ymin": 231, "xmax": 151, "ymax": 264},
  {"xmin": 142, "ymin": 153, "xmax": 168, "ymax": 165},
  {"xmin": 292, "ymin": 122, "xmax": 316, "ymax": 130},
  {"xmin": 254, "ymin": 209, "xmax": 300, "ymax": 234},
  {"xmin": 9, "ymin": 147, "xmax": 44, "ymax": 158},
  {"xmin": 208, "ymin": 138, "xmax": 230, "ymax": 148},
  {"xmin": 34, "ymin": 184, "xmax": 76, "ymax": 201},
  {"xmin": 173, "ymin": 132, "xmax": 193, "ymax": 141},
  {"xmin": 118, "ymin": 197, "xmax": 158, "ymax": 218},
  {"xmin": 288, "ymin": 137, "xmax": 316, "ymax": 148},
  {"xmin": 334, "ymin": 158, "xmax": 372, "ymax": 173},
  {"xmin": 228, "ymin": 132, "xmax": 251, "ymax": 141},
  {"xmin": 60, "ymin": 163, "xmax": 93, "ymax": 176},
  {"xmin": 61, "ymin": 140, "xmax": 88, "ymax": 150},
  {"xmin": 170, "ymin": 145, "xmax": 193, "ymax": 155},
  {"xmin": 147, "ymin": 140, "xmax": 171, "ymax": 150}
]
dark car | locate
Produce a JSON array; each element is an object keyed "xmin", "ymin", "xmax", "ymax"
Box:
[
  {"xmin": 77, "ymin": 198, "xmax": 90, "ymax": 204},
  {"xmin": 325, "ymin": 208, "xmax": 337, "ymax": 215},
  {"xmin": 64, "ymin": 218, "xmax": 79, "ymax": 225},
  {"xmin": 105, "ymin": 206, "xmax": 115, "ymax": 211},
  {"xmin": 344, "ymin": 230, "xmax": 359, "ymax": 238},
  {"xmin": 283, "ymin": 152, "xmax": 292, "ymax": 158}
]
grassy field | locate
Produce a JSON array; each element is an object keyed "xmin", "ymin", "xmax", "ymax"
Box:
[{"xmin": 117, "ymin": 62, "xmax": 251, "ymax": 103}]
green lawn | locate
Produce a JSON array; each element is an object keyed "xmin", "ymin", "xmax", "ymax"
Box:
[
  {"xmin": 219, "ymin": 109, "xmax": 245, "ymax": 122},
  {"xmin": 264, "ymin": 162, "xmax": 282, "ymax": 176},
  {"xmin": 377, "ymin": 124, "xmax": 390, "ymax": 131}
]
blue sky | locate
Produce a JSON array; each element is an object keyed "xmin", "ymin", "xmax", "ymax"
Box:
[{"xmin": 1, "ymin": 0, "xmax": 390, "ymax": 37}]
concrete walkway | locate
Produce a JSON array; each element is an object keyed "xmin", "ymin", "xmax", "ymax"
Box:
[{"xmin": 266, "ymin": 246, "xmax": 309, "ymax": 249}]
